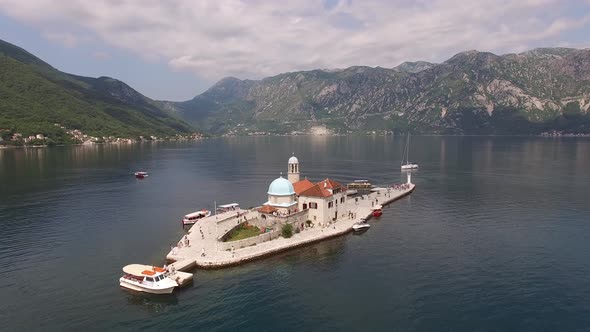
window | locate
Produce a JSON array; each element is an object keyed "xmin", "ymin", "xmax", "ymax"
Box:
[
  {"xmin": 309, "ymin": 202, "xmax": 318, "ymax": 209},
  {"xmin": 303, "ymin": 203, "xmax": 308, "ymax": 210},
  {"xmin": 341, "ymin": 197, "xmax": 345, "ymax": 203},
  {"xmin": 146, "ymin": 277, "xmax": 154, "ymax": 282},
  {"xmin": 328, "ymin": 201, "xmax": 333, "ymax": 208}
]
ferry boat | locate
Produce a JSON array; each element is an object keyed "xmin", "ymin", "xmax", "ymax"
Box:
[
  {"xmin": 216, "ymin": 203, "xmax": 240, "ymax": 214},
  {"xmin": 134, "ymin": 171, "xmax": 148, "ymax": 179},
  {"xmin": 372, "ymin": 205, "xmax": 383, "ymax": 217},
  {"xmin": 119, "ymin": 264, "xmax": 178, "ymax": 294},
  {"xmin": 182, "ymin": 209, "xmax": 211, "ymax": 225},
  {"xmin": 347, "ymin": 179, "xmax": 373, "ymax": 190}
]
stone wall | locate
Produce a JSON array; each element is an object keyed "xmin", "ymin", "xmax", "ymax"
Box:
[{"xmin": 219, "ymin": 229, "xmax": 281, "ymax": 251}]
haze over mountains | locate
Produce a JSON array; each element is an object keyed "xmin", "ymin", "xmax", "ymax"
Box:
[{"xmin": 1, "ymin": 38, "xmax": 590, "ymax": 139}]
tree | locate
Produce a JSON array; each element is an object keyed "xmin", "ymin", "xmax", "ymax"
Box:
[{"xmin": 281, "ymin": 224, "xmax": 293, "ymax": 238}]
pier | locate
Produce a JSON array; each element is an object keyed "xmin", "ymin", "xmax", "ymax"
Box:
[{"xmin": 166, "ymin": 183, "xmax": 415, "ymax": 269}]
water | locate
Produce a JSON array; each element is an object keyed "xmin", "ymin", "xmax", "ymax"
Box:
[{"xmin": 1, "ymin": 136, "xmax": 589, "ymax": 331}]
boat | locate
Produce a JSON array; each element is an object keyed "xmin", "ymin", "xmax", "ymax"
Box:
[
  {"xmin": 352, "ymin": 220, "xmax": 371, "ymax": 231},
  {"xmin": 182, "ymin": 209, "xmax": 211, "ymax": 225},
  {"xmin": 347, "ymin": 179, "xmax": 373, "ymax": 190},
  {"xmin": 134, "ymin": 171, "xmax": 148, "ymax": 179},
  {"xmin": 216, "ymin": 203, "xmax": 240, "ymax": 214},
  {"xmin": 401, "ymin": 133, "xmax": 419, "ymax": 170},
  {"xmin": 372, "ymin": 204, "xmax": 383, "ymax": 217},
  {"xmin": 119, "ymin": 264, "xmax": 178, "ymax": 294}
]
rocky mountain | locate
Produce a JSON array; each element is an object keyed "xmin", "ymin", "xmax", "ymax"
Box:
[
  {"xmin": 0, "ymin": 39, "xmax": 194, "ymax": 141},
  {"xmin": 171, "ymin": 47, "xmax": 590, "ymax": 135}
]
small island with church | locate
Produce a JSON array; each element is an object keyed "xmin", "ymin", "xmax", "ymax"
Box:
[{"xmin": 165, "ymin": 154, "xmax": 415, "ymax": 273}]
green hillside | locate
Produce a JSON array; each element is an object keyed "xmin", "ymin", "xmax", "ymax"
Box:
[{"xmin": 0, "ymin": 39, "xmax": 194, "ymax": 143}]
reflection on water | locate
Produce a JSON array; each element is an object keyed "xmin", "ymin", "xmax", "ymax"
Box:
[
  {"xmin": 124, "ymin": 291, "xmax": 178, "ymax": 313},
  {"xmin": 1, "ymin": 136, "xmax": 590, "ymax": 331}
]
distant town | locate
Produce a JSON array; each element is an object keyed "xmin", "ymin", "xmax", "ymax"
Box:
[{"xmin": 0, "ymin": 123, "xmax": 204, "ymax": 147}]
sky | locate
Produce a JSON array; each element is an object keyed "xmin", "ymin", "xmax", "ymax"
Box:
[{"xmin": 0, "ymin": 0, "xmax": 589, "ymax": 101}]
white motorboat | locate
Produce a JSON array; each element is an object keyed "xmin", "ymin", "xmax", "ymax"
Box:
[
  {"xmin": 182, "ymin": 209, "xmax": 211, "ymax": 225},
  {"xmin": 352, "ymin": 221, "xmax": 371, "ymax": 231},
  {"xmin": 401, "ymin": 133, "xmax": 419, "ymax": 170},
  {"xmin": 119, "ymin": 264, "xmax": 178, "ymax": 294}
]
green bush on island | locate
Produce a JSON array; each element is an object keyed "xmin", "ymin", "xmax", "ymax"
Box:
[{"xmin": 281, "ymin": 224, "xmax": 293, "ymax": 238}]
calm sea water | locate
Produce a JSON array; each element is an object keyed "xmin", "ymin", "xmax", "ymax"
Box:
[{"xmin": 1, "ymin": 136, "xmax": 589, "ymax": 332}]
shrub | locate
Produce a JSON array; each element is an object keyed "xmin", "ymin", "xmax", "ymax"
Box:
[
  {"xmin": 281, "ymin": 224, "xmax": 293, "ymax": 238},
  {"xmin": 305, "ymin": 220, "xmax": 312, "ymax": 226},
  {"xmin": 295, "ymin": 227, "xmax": 301, "ymax": 234}
]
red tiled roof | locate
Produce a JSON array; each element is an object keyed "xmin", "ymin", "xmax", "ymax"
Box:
[
  {"xmin": 299, "ymin": 183, "xmax": 333, "ymax": 198},
  {"xmin": 258, "ymin": 205, "xmax": 277, "ymax": 214},
  {"xmin": 316, "ymin": 178, "xmax": 344, "ymax": 190},
  {"xmin": 293, "ymin": 178, "xmax": 315, "ymax": 195}
]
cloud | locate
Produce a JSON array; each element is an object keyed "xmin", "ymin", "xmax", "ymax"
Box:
[
  {"xmin": 93, "ymin": 51, "xmax": 111, "ymax": 60},
  {"xmin": 42, "ymin": 31, "xmax": 82, "ymax": 48},
  {"xmin": 0, "ymin": 0, "xmax": 589, "ymax": 81}
]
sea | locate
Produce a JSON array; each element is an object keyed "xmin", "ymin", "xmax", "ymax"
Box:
[{"xmin": 1, "ymin": 136, "xmax": 589, "ymax": 331}]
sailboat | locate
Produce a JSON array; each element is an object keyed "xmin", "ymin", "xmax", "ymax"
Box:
[{"xmin": 401, "ymin": 133, "xmax": 419, "ymax": 170}]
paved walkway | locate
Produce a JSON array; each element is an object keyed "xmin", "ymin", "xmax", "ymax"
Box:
[{"xmin": 166, "ymin": 183, "xmax": 415, "ymax": 268}]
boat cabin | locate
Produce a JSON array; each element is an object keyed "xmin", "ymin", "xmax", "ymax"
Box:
[{"xmin": 217, "ymin": 203, "xmax": 240, "ymax": 213}]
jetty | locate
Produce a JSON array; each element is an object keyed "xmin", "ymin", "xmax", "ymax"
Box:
[{"xmin": 166, "ymin": 181, "xmax": 415, "ymax": 269}]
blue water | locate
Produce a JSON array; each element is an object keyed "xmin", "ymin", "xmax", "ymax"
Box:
[{"xmin": 0, "ymin": 136, "xmax": 589, "ymax": 331}]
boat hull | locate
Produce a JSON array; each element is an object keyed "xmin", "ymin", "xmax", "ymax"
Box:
[
  {"xmin": 119, "ymin": 278, "xmax": 175, "ymax": 294},
  {"xmin": 352, "ymin": 224, "xmax": 371, "ymax": 231},
  {"xmin": 401, "ymin": 164, "xmax": 418, "ymax": 170}
]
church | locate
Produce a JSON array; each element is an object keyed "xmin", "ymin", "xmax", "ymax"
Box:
[{"xmin": 258, "ymin": 154, "xmax": 347, "ymax": 226}]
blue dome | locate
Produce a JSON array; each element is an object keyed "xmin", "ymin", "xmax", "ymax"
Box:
[{"xmin": 268, "ymin": 176, "xmax": 295, "ymax": 196}]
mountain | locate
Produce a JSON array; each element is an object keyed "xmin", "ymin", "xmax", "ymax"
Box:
[
  {"xmin": 0, "ymin": 39, "xmax": 194, "ymax": 142},
  {"xmin": 171, "ymin": 48, "xmax": 590, "ymax": 135}
]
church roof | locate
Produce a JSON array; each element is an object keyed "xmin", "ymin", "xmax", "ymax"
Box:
[
  {"xmin": 293, "ymin": 178, "xmax": 314, "ymax": 195},
  {"xmin": 268, "ymin": 176, "xmax": 295, "ymax": 196},
  {"xmin": 318, "ymin": 178, "xmax": 344, "ymax": 190},
  {"xmin": 299, "ymin": 183, "xmax": 333, "ymax": 198},
  {"xmin": 298, "ymin": 178, "xmax": 345, "ymax": 198}
]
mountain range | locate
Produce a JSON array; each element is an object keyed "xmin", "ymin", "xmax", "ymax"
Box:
[
  {"xmin": 1, "ymin": 38, "xmax": 590, "ymax": 139},
  {"xmin": 168, "ymin": 48, "xmax": 590, "ymax": 135},
  {"xmin": 0, "ymin": 39, "xmax": 193, "ymax": 142}
]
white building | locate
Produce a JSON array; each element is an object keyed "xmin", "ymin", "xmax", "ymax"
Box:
[{"xmin": 258, "ymin": 154, "xmax": 346, "ymax": 226}]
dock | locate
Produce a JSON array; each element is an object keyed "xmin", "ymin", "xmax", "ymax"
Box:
[{"xmin": 166, "ymin": 183, "xmax": 415, "ymax": 269}]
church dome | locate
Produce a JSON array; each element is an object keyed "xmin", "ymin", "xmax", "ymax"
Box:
[
  {"xmin": 288, "ymin": 155, "xmax": 299, "ymax": 164},
  {"xmin": 268, "ymin": 176, "xmax": 295, "ymax": 196}
]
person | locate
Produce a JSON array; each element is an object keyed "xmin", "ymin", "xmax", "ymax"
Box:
[
  {"xmin": 170, "ymin": 264, "xmax": 176, "ymax": 275},
  {"xmin": 201, "ymin": 248, "xmax": 206, "ymax": 257}
]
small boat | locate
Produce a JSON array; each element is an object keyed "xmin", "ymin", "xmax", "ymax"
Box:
[
  {"xmin": 346, "ymin": 189, "xmax": 358, "ymax": 196},
  {"xmin": 134, "ymin": 171, "xmax": 148, "ymax": 179},
  {"xmin": 352, "ymin": 221, "xmax": 371, "ymax": 231},
  {"xmin": 372, "ymin": 205, "xmax": 383, "ymax": 217},
  {"xmin": 401, "ymin": 133, "xmax": 419, "ymax": 170},
  {"xmin": 119, "ymin": 264, "xmax": 178, "ymax": 294},
  {"xmin": 182, "ymin": 209, "xmax": 211, "ymax": 225}
]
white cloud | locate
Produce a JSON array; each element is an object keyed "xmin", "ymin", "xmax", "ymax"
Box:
[
  {"xmin": 0, "ymin": 0, "xmax": 588, "ymax": 81},
  {"xmin": 42, "ymin": 31, "xmax": 82, "ymax": 48},
  {"xmin": 93, "ymin": 51, "xmax": 111, "ymax": 60}
]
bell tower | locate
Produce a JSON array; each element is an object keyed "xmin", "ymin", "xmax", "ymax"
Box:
[{"xmin": 288, "ymin": 153, "xmax": 300, "ymax": 183}]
